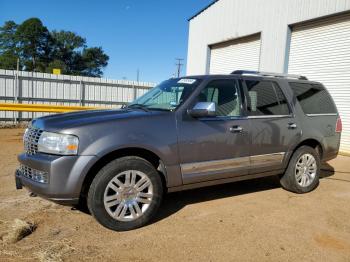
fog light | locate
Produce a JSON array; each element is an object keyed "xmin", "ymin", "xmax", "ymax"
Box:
[
  {"xmin": 33, "ymin": 171, "xmax": 48, "ymax": 183},
  {"xmin": 20, "ymin": 165, "xmax": 49, "ymax": 184}
]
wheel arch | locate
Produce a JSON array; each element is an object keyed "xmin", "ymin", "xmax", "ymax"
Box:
[
  {"xmin": 79, "ymin": 147, "xmax": 167, "ymax": 203},
  {"xmin": 280, "ymin": 139, "xmax": 322, "ymax": 193},
  {"xmin": 288, "ymin": 138, "xmax": 324, "ymax": 165},
  {"xmin": 294, "ymin": 139, "xmax": 323, "ymax": 158}
]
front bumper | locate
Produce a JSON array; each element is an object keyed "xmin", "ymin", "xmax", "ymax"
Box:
[{"xmin": 16, "ymin": 153, "xmax": 97, "ymax": 205}]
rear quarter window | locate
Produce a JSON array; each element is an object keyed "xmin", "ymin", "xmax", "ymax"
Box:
[{"xmin": 289, "ymin": 82, "xmax": 337, "ymax": 115}]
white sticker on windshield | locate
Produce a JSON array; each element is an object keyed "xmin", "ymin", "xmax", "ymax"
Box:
[{"xmin": 178, "ymin": 79, "xmax": 196, "ymax": 84}]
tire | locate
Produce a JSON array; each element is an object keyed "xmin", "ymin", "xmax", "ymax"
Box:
[
  {"xmin": 87, "ymin": 156, "xmax": 163, "ymax": 231},
  {"xmin": 280, "ymin": 146, "xmax": 320, "ymax": 193}
]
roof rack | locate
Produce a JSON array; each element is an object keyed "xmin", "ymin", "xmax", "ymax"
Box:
[{"xmin": 231, "ymin": 70, "xmax": 308, "ymax": 80}]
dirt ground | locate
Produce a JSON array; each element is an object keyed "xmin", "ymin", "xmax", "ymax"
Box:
[{"xmin": 0, "ymin": 128, "xmax": 350, "ymax": 262}]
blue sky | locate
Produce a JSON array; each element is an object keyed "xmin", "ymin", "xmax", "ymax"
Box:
[{"xmin": 0, "ymin": 0, "xmax": 213, "ymax": 83}]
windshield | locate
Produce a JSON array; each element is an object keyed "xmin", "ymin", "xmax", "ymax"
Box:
[{"xmin": 128, "ymin": 78, "xmax": 201, "ymax": 111}]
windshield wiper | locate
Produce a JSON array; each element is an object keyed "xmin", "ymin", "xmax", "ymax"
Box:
[
  {"xmin": 127, "ymin": 104, "xmax": 150, "ymax": 112},
  {"xmin": 147, "ymin": 107, "xmax": 172, "ymax": 112}
]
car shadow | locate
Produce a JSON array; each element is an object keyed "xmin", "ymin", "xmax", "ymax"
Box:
[
  {"xmin": 320, "ymin": 162, "xmax": 350, "ymax": 183},
  {"xmin": 320, "ymin": 162, "xmax": 335, "ymax": 178},
  {"xmin": 74, "ymin": 162, "xmax": 336, "ymax": 224},
  {"xmin": 152, "ymin": 175, "xmax": 281, "ymax": 224},
  {"xmin": 152, "ymin": 163, "xmax": 336, "ymax": 224}
]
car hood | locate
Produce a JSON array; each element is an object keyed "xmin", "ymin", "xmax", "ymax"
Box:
[{"xmin": 31, "ymin": 109, "xmax": 158, "ymax": 131}]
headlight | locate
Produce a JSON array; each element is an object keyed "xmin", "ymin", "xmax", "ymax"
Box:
[{"xmin": 38, "ymin": 132, "xmax": 79, "ymax": 155}]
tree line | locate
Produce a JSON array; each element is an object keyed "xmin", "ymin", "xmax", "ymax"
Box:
[{"xmin": 0, "ymin": 18, "xmax": 109, "ymax": 77}]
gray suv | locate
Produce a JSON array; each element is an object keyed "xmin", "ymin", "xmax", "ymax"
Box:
[{"xmin": 16, "ymin": 70, "xmax": 342, "ymax": 231}]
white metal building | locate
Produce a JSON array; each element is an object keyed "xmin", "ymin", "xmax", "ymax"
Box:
[{"xmin": 187, "ymin": 0, "xmax": 350, "ymax": 154}]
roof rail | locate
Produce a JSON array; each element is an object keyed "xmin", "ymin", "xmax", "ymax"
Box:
[{"xmin": 231, "ymin": 70, "xmax": 308, "ymax": 80}]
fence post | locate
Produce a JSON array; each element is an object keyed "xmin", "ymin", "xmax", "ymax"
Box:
[
  {"xmin": 133, "ymin": 83, "xmax": 137, "ymax": 101},
  {"xmin": 80, "ymin": 80, "xmax": 85, "ymax": 106},
  {"xmin": 14, "ymin": 59, "xmax": 19, "ymax": 123},
  {"xmin": 30, "ymin": 71, "xmax": 34, "ymax": 120},
  {"xmin": 14, "ymin": 71, "xmax": 18, "ymax": 124},
  {"xmin": 18, "ymin": 75, "xmax": 22, "ymax": 122}
]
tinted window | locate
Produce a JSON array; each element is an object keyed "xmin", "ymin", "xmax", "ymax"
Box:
[
  {"xmin": 289, "ymin": 82, "xmax": 336, "ymax": 114},
  {"xmin": 198, "ymin": 79, "xmax": 241, "ymax": 117},
  {"xmin": 246, "ymin": 80, "xmax": 290, "ymax": 116}
]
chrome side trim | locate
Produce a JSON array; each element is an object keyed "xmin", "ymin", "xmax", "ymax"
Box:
[
  {"xmin": 170, "ymin": 169, "xmax": 285, "ymax": 193},
  {"xmin": 306, "ymin": 113, "xmax": 337, "ymax": 117},
  {"xmin": 247, "ymin": 115, "xmax": 292, "ymax": 119},
  {"xmin": 200, "ymin": 115, "xmax": 293, "ymax": 121},
  {"xmin": 181, "ymin": 156, "xmax": 249, "ymax": 175},
  {"xmin": 250, "ymin": 152, "xmax": 285, "ymax": 167},
  {"xmin": 181, "ymin": 152, "xmax": 286, "ymax": 176}
]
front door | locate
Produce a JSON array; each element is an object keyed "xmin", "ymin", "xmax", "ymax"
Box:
[{"xmin": 177, "ymin": 78, "xmax": 251, "ymax": 184}]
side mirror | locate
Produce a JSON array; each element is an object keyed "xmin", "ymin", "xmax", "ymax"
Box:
[{"xmin": 187, "ymin": 102, "xmax": 216, "ymax": 118}]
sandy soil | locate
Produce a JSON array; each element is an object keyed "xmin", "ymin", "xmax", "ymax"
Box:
[{"xmin": 0, "ymin": 128, "xmax": 350, "ymax": 261}]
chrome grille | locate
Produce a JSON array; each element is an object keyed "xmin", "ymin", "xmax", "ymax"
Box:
[
  {"xmin": 19, "ymin": 164, "xmax": 48, "ymax": 183},
  {"xmin": 24, "ymin": 127, "xmax": 43, "ymax": 155}
]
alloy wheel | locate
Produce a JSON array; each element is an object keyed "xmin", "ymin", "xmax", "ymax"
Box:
[
  {"xmin": 103, "ymin": 170, "xmax": 153, "ymax": 221},
  {"xmin": 295, "ymin": 153, "xmax": 317, "ymax": 187}
]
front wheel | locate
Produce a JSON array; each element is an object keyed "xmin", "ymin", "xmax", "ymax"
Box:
[
  {"xmin": 87, "ymin": 156, "xmax": 163, "ymax": 231},
  {"xmin": 280, "ymin": 146, "xmax": 320, "ymax": 193}
]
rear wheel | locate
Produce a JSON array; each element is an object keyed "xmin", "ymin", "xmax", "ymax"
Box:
[
  {"xmin": 87, "ymin": 156, "xmax": 163, "ymax": 231},
  {"xmin": 280, "ymin": 146, "xmax": 320, "ymax": 193}
]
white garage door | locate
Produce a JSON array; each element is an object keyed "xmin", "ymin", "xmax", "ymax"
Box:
[
  {"xmin": 209, "ymin": 34, "xmax": 261, "ymax": 74},
  {"xmin": 288, "ymin": 13, "xmax": 350, "ymax": 153}
]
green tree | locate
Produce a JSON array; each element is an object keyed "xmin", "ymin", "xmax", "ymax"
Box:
[
  {"xmin": 80, "ymin": 47, "xmax": 109, "ymax": 77},
  {"xmin": 46, "ymin": 59, "xmax": 67, "ymax": 74},
  {"xmin": 51, "ymin": 30, "xmax": 86, "ymax": 51},
  {"xmin": 0, "ymin": 21, "xmax": 18, "ymax": 52},
  {"xmin": 0, "ymin": 51, "xmax": 18, "ymax": 69},
  {"xmin": 50, "ymin": 30, "xmax": 85, "ymax": 74},
  {"xmin": 0, "ymin": 21, "xmax": 20, "ymax": 69},
  {"xmin": 15, "ymin": 18, "xmax": 51, "ymax": 71},
  {"xmin": 0, "ymin": 18, "xmax": 109, "ymax": 77}
]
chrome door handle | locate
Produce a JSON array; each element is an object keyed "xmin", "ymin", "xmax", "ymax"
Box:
[
  {"xmin": 288, "ymin": 123, "xmax": 297, "ymax": 129},
  {"xmin": 230, "ymin": 126, "xmax": 243, "ymax": 133}
]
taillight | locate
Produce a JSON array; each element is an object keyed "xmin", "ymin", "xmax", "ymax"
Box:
[{"xmin": 336, "ymin": 117, "xmax": 342, "ymax": 133}]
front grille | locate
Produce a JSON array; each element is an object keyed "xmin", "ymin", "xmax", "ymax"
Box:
[
  {"xmin": 24, "ymin": 127, "xmax": 43, "ymax": 155},
  {"xmin": 20, "ymin": 164, "xmax": 48, "ymax": 183}
]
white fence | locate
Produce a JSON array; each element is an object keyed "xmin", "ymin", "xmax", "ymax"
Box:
[{"xmin": 0, "ymin": 69, "xmax": 155, "ymax": 121}]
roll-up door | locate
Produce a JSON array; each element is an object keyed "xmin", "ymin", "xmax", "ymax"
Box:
[
  {"xmin": 209, "ymin": 34, "xmax": 261, "ymax": 74},
  {"xmin": 288, "ymin": 13, "xmax": 350, "ymax": 153}
]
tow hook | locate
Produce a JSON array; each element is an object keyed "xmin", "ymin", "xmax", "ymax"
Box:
[
  {"xmin": 29, "ymin": 192, "xmax": 37, "ymax": 197},
  {"xmin": 15, "ymin": 170, "xmax": 23, "ymax": 190}
]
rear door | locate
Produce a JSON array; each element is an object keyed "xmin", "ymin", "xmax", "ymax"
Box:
[
  {"xmin": 177, "ymin": 78, "xmax": 251, "ymax": 184},
  {"xmin": 242, "ymin": 78, "xmax": 301, "ymax": 174}
]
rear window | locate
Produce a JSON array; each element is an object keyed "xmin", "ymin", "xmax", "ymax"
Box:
[{"xmin": 289, "ymin": 82, "xmax": 337, "ymax": 115}]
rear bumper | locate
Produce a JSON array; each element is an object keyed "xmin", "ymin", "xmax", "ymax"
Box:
[
  {"xmin": 322, "ymin": 150, "xmax": 339, "ymax": 162},
  {"xmin": 16, "ymin": 153, "xmax": 97, "ymax": 206}
]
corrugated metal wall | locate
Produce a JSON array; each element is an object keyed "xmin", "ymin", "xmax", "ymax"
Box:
[
  {"xmin": 209, "ymin": 34, "xmax": 261, "ymax": 74},
  {"xmin": 0, "ymin": 69, "xmax": 155, "ymax": 121},
  {"xmin": 187, "ymin": 0, "xmax": 350, "ymax": 75},
  {"xmin": 288, "ymin": 13, "xmax": 350, "ymax": 152}
]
